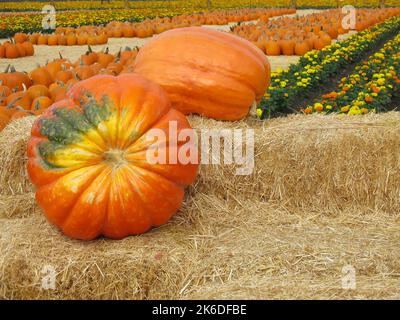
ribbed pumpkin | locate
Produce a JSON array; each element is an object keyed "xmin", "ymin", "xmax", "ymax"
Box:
[
  {"xmin": 265, "ymin": 39, "xmax": 281, "ymax": 56},
  {"xmin": 134, "ymin": 27, "xmax": 270, "ymax": 121},
  {"xmin": 27, "ymin": 74, "xmax": 198, "ymax": 240}
]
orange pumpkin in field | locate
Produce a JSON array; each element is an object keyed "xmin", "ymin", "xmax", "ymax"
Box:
[
  {"xmin": 14, "ymin": 32, "xmax": 27, "ymax": 43},
  {"xmin": 0, "ymin": 112, "xmax": 9, "ymax": 131},
  {"xmin": 22, "ymin": 41, "xmax": 34, "ymax": 56},
  {"xmin": 27, "ymin": 74, "xmax": 198, "ymax": 240},
  {"xmin": 5, "ymin": 43, "xmax": 20, "ymax": 59},
  {"xmin": 0, "ymin": 45, "xmax": 5, "ymax": 58},
  {"xmin": 29, "ymin": 66, "xmax": 53, "ymax": 87},
  {"xmin": 0, "ymin": 65, "xmax": 32, "ymax": 91},
  {"xmin": 37, "ymin": 34, "xmax": 49, "ymax": 45},
  {"xmin": 134, "ymin": 27, "xmax": 270, "ymax": 121}
]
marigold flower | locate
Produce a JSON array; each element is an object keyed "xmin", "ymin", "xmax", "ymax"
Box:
[{"xmin": 365, "ymin": 96, "xmax": 374, "ymax": 103}]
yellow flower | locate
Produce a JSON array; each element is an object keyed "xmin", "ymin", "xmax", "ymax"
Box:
[
  {"xmin": 314, "ymin": 103, "xmax": 324, "ymax": 112},
  {"xmin": 341, "ymin": 106, "xmax": 350, "ymax": 113},
  {"xmin": 348, "ymin": 106, "xmax": 362, "ymax": 115},
  {"xmin": 377, "ymin": 78, "xmax": 385, "ymax": 85},
  {"xmin": 326, "ymin": 105, "xmax": 332, "ymax": 110},
  {"xmin": 256, "ymin": 108, "xmax": 263, "ymax": 118}
]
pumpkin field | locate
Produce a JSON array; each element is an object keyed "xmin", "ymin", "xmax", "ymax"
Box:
[{"xmin": 0, "ymin": 1, "xmax": 400, "ymax": 300}]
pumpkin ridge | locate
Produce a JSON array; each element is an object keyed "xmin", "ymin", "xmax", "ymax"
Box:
[
  {"xmin": 117, "ymin": 88, "xmax": 168, "ymax": 150},
  {"xmin": 159, "ymin": 27, "xmax": 268, "ymax": 70},
  {"xmin": 124, "ymin": 108, "xmax": 195, "ymax": 155},
  {"xmin": 135, "ymin": 61, "xmax": 256, "ymax": 110},
  {"xmin": 61, "ymin": 166, "xmax": 112, "ymax": 240},
  {"xmin": 139, "ymin": 39, "xmax": 267, "ymax": 97},
  {"xmin": 37, "ymin": 164, "xmax": 106, "ymax": 227},
  {"xmin": 123, "ymin": 164, "xmax": 184, "ymax": 218},
  {"xmin": 164, "ymin": 83, "xmax": 254, "ymax": 111},
  {"xmin": 154, "ymin": 57, "xmax": 261, "ymax": 102}
]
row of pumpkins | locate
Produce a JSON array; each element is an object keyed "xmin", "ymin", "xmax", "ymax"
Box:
[
  {"xmin": 21, "ymin": 27, "xmax": 270, "ymax": 240},
  {"xmin": 232, "ymin": 8, "xmax": 400, "ymax": 56},
  {"xmin": 0, "ymin": 38, "xmax": 35, "ymax": 59},
  {"xmin": 0, "ymin": 46, "xmax": 138, "ymax": 130},
  {"xmin": 21, "ymin": 8, "xmax": 294, "ymax": 46}
]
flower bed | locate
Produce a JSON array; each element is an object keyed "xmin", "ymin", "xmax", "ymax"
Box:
[
  {"xmin": 257, "ymin": 15, "xmax": 400, "ymax": 119},
  {"xmin": 304, "ymin": 33, "xmax": 400, "ymax": 115}
]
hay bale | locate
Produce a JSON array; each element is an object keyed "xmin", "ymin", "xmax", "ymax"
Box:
[
  {"xmin": 189, "ymin": 112, "xmax": 400, "ymax": 212},
  {"xmin": 0, "ymin": 194, "xmax": 399, "ymax": 299},
  {"xmin": 2, "ymin": 113, "xmax": 400, "ymax": 217},
  {"xmin": 0, "ymin": 193, "xmax": 37, "ymax": 219},
  {"xmin": 0, "ymin": 117, "xmax": 35, "ymax": 196},
  {"xmin": 1, "ymin": 112, "xmax": 400, "ymax": 299}
]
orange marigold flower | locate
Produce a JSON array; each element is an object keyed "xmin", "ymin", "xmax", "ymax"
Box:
[
  {"xmin": 365, "ymin": 96, "xmax": 374, "ymax": 103},
  {"xmin": 371, "ymin": 85, "xmax": 381, "ymax": 93},
  {"xmin": 304, "ymin": 106, "xmax": 313, "ymax": 114}
]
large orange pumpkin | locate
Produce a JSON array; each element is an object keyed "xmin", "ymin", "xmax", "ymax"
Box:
[
  {"xmin": 27, "ymin": 74, "xmax": 199, "ymax": 240},
  {"xmin": 134, "ymin": 27, "xmax": 270, "ymax": 121}
]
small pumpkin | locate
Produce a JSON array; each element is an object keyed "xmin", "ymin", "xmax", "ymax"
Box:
[
  {"xmin": 5, "ymin": 43, "xmax": 20, "ymax": 59},
  {"xmin": 31, "ymin": 96, "xmax": 53, "ymax": 114},
  {"xmin": 97, "ymin": 48, "xmax": 115, "ymax": 68},
  {"xmin": 37, "ymin": 34, "xmax": 49, "ymax": 45},
  {"xmin": 22, "ymin": 41, "xmax": 35, "ymax": 56},
  {"xmin": 265, "ymin": 39, "xmax": 281, "ymax": 56},
  {"xmin": 29, "ymin": 66, "xmax": 53, "ymax": 87},
  {"xmin": 134, "ymin": 27, "xmax": 270, "ymax": 120},
  {"xmin": 27, "ymin": 74, "xmax": 198, "ymax": 240},
  {"xmin": 55, "ymin": 68, "xmax": 74, "ymax": 83},
  {"xmin": 294, "ymin": 39, "xmax": 311, "ymax": 56},
  {"xmin": 27, "ymin": 84, "xmax": 50, "ymax": 100},
  {"xmin": 48, "ymin": 82, "xmax": 67, "ymax": 102},
  {"xmin": 66, "ymin": 34, "xmax": 77, "ymax": 46},
  {"xmin": 15, "ymin": 43, "xmax": 26, "ymax": 57},
  {"xmin": 0, "ymin": 65, "xmax": 32, "ymax": 91},
  {"xmin": 14, "ymin": 33, "xmax": 28, "ymax": 43},
  {"xmin": 0, "ymin": 112, "xmax": 10, "ymax": 131}
]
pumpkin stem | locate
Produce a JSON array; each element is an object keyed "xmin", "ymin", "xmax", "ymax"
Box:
[
  {"xmin": 15, "ymin": 106, "xmax": 34, "ymax": 115},
  {"xmin": 103, "ymin": 149, "xmax": 127, "ymax": 168},
  {"xmin": 6, "ymin": 95, "xmax": 22, "ymax": 108}
]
